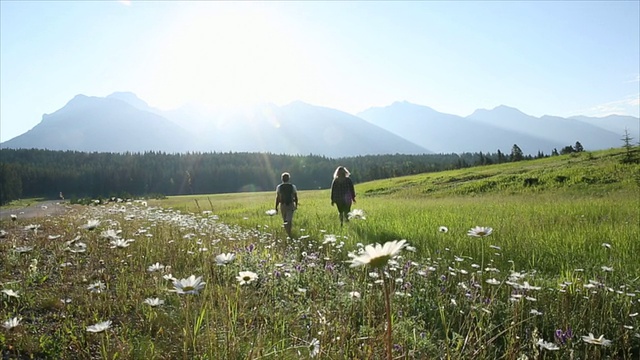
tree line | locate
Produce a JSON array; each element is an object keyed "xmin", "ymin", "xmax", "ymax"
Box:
[{"xmin": 0, "ymin": 144, "xmax": 583, "ymax": 205}]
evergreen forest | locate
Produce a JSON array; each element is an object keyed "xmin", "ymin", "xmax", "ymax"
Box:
[{"xmin": 0, "ymin": 144, "xmax": 581, "ymax": 205}]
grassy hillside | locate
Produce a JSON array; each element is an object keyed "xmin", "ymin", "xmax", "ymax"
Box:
[
  {"xmin": 1, "ymin": 148, "xmax": 638, "ymax": 359},
  {"xmin": 152, "ymin": 148, "xmax": 640, "ymax": 272}
]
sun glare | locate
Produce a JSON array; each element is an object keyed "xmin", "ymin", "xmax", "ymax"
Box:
[{"xmin": 147, "ymin": 6, "xmax": 310, "ymax": 109}]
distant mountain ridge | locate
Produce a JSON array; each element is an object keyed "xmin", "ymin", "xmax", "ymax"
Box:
[{"xmin": 2, "ymin": 92, "xmax": 637, "ymax": 157}]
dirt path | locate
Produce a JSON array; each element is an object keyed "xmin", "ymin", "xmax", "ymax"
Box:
[{"xmin": 0, "ymin": 200, "xmax": 72, "ymax": 221}]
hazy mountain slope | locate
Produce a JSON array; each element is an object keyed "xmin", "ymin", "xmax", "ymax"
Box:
[
  {"xmin": 570, "ymin": 115, "xmax": 639, "ymax": 137},
  {"xmin": 181, "ymin": 101, "xmax": 431, "ymax": 156},
  {"xmin": 358, "ymin": 101, "xmax": 563, "ymax": 155},
  {"xmin": 467, "ymin": 106, "xmax": 623, "ymax": 150},
  {"xmin": 277, "ymin": 101, "xmax": 431, "ymax": 157},
  {"xmin": 1, "ymin": 95, "xmax": 193, "ymax": 153}
]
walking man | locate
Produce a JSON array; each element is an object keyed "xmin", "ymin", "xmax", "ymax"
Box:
[{"xmin": 275, "ymin": 172, "xmax": 298, "ymax": 238}]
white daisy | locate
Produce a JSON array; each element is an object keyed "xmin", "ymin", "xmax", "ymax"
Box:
[
  {"xmin": 348, "ymin": 240, "xmax": 407, "ymax": 268},
  {"xmin": 215, "ymin": 253, "xmax": 236, "ymax": 266},
  {"xmin": 100, "ymin": 229, "xmax": 121, "ymax": 240},
  {"xmin": 308, "ymin": 338, "xmax": 320, "ymax": 357},
  {"xmin": 147, "ymin": 262, "xmax": 165, "ymax": 272},
  {"xmin": 14, "ymin": 246, "xmax": 34, "ymax": 253},
  {"xmin": 438, "ymin": 226, "xmax": 448, "ymax": 233},
  {"xmin": 265, "ymin": 209, "xmax": 277, "ymax": 216},
  {"xmin": 1, "ymin": 289, "xmax": 19, "ymax": 298},
  {"xmin": 143, "ymin": 298, "xmax": 165, "ymax": 307},
  {"xmin": 163, "ymin": 274, "xmax": 177, "ymax": 281},
  {"xmin": 467, "ymin": 226, "xmax": 493, "ymax": 237},
  {"xmin": 109, "ymin": 238, "xmax": 133, "ymax": 248},
  {"xmin": 581, "ymin": 333, "xmax": 612, "ymax": 346},
  {"xmin": 236, "ymin": 271, "xmax": 259, "ymax": 285},
  {"xmin": 322, "ymin": 235, "xmax": 337, "ymax": 245},
  {"xmin": 86, "ymin": 320, "xmax": 112, "ymax": 333},
  {"xmin": 87, "ymin": 281, "xmax": 106, "ymax": 293},
  {"xmin": 537, "ymin": 339, "xmax": 559, "ymax": 350},
  {"xmin": 172, "ymin": 275, "xmax": 206, "ymax": 295},
  {"xmin": 347, "ymin": 209, "xmax": 366, "ymax": 220},
  {"xmin": 2, "ymin": 317, "xmax": 21, "ymax": 330},
  {"xmin": 81, "ymin": 220, "xmax": 101, "ymax": 230}
]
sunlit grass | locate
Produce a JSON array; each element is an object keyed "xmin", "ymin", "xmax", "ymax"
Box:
[{"xmin": 1, "ymin": 149, "xmax": 639, "ymax": 359}]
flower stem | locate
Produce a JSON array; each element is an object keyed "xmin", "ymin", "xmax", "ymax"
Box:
[{"xmin": 380, "ymin": 268, "xmax": 393, "ymax": 360}]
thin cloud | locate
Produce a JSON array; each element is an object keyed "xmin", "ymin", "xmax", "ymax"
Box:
[
  {"xmin": 117, "ymin": 0, "xmax": 132, "ymax": 6},
  {"xmin": 626, "ymin": 74, "xmax": 640, "ymax": 83},
  {"xmin": 577, "ymin": 94, "xmax": 640, "ymax": 118}
]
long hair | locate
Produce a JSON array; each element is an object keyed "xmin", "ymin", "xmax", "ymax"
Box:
[{"xmin": 333, "ymin": 166, "xmax": 350, "ymax": 179}]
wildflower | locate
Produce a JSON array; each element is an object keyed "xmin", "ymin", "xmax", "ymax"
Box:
[
  {"xmin": 14, "ymin": 246, "xmax": 33, "ymax": 253},
  {"xmin": 87, "ymin": 281, "xmax": 106, "ymax": 293},
  {"xmin": 601, "ymin": 266, "xmax": 613, "ymax": 272},
  {"xmin": 602, "ymin": 243, "xmax": 612, "ymax": 249},
  {"xmin": 109, "ymin": 238, "xmax": 133, "ymax": 248},
  {"xmin": 308, "ymin": 338, "xmax": 320, "ymax": 357},
  {"xmin": 100, "ymin": 229, "xmax": 121, "ymax": 240},
  {"xmin": 581, "ymin": 333, "xmax": 612, "ymax": 346},
  {"xmin": 438, "ymin": 226, "xmax": 448, "ymax": 233},
  {"xmin": 2, "ymin": 317, "xmax": 21, "ymax": 330},
  {"xmin": 236, "ymin": 271, "xmax": 259, "ymax": 285},
  {"xmin": 65, "ymin": 242, "xmax": 87, "ymax": 253},
  {"xmin": 265, "ymin": 209, "xmax": 277, "ymax": 216},
  {"xmin": 537, "ymin": 339, "xmax": 560, "ymax": 350},
  {"xmin": 486, "ymin": 278, "xmax": 500, "ymax": 285},
  {"xmin": 172, "ymin": 275, "xmax": 206, "ymax": 295},
  {"xmin": 1, "ymin": 289, "xmax": 19, "ymax": 298},
  {"xmin": 322, "ymin": 234, "xmax": 337, "ymax": 245},
  {"xmin": 147, "ymin": 262, "xmax": 165, "ymax": 272},
  {"xmin": 348, "ymin": 291, "xmax": 361, "ymax": 299},
  {"xmin": 143, "ymin": 298, "xmax": 165, "ymax": 307},
  {"xmin": 86, "ymin": 320, "xmax": 112, "ymax": 333},
  {"xmin": 215, "ymin": 253, "xmax": 236, "ymax": 266},
  {"xmin": 348, "ymin": 209, "xmax": 366, "ymax": 220},
  {"xmin": 81, "ymin": 220, "xmax": 101, "ymax": 230},
  {"xmin": 467, "ymin": 226, "xmax": 493, "ymax": 237},
  {"xmin": 348, "ymin": 240, "xmax": 407, "ymax": 268},
  {"xmin": 530, "ymin": 309, "xmax": 543, "ymax": 316},
  {"xmin": 163, "ymin": 274, "xmax": 177, "ymax": 281}
]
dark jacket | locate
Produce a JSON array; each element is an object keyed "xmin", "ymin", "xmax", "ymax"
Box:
[{"xmin": 331, "ymin": 177, "xmax": 355, "ymax": 205}]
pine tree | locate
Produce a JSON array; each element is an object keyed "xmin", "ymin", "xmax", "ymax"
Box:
[{"xmin": 510, "ymin": 144, "xmax": 524, "ymax": 162}]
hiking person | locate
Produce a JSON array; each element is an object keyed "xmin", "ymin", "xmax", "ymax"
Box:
[
  {"xmin": 330, "ymin": 166, "xmax": 356, "ymax": 226},
  {"xmin": 275, "ymin": 172, "xmax": 298, "ymax": 238}
]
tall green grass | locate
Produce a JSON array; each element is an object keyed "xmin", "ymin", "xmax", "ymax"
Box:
[{"xmin": 1, "ymin": 149, "xmax": 638, "ymax": 359}]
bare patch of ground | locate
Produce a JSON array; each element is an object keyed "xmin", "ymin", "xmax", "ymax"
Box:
[{"xmin": 0, "ymin": 200, "xmax": 74, "ymax": 221}]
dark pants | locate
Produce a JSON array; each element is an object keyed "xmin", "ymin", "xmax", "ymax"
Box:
[{"xmin": 335, "ymin": 202, "xmax": 352, "ymax": 223}]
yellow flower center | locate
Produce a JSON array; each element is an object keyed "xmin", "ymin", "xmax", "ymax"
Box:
[{"xmin": 369, "ymin": 255, "xmax": 391, "ymax": 268}]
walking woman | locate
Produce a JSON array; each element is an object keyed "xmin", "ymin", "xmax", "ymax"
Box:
[{"xmin": 330, "ymin": 166, "xmax": 356, "ymax": 226}]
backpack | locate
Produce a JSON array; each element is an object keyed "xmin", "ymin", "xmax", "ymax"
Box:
[{"xmin": 280, "ymin": 183, "xmax": 294, "ymax": 205}]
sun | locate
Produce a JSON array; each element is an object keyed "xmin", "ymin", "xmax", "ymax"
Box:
[{"xmin": 145, "ymin": 5, "xmax": 310, "ymax": 110}]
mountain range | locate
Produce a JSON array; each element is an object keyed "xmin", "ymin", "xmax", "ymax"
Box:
[{"xmin": 2, "ymin": 92, "xmax": 638, "ymax": 157}]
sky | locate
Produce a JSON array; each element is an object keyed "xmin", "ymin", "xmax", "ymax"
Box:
[{"xmin": 1, "ymin": 1, "xmax": 639, "ymax": 142}]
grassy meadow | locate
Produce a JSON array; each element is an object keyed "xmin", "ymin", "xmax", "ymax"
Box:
[{"xmin": 1, "ymin": 148, "xmax": 639, "ymax": 359}]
